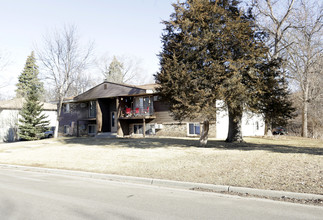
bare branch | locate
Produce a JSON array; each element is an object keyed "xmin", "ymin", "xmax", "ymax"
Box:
[
  {"xmin": 253, "ymin": 0, "xmax": 296, "ymax": 58},
  {"xmin": 285, "ymin": 0, "xmax": 323, "ymax": 137},
  {"xmin": 35, "ymin": 24, "xmax": 94, "ymax": 137}
]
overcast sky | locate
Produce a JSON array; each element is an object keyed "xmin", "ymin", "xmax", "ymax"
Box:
[{"xmin": 0, "ymin": 0, "xmax": 175, "ymax": 99}]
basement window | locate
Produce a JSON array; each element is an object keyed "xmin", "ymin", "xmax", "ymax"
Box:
[
  {"xmin": 88, "ymin": 125, "xmax": 96, "ymax": 134},
  {"xmin": 188, "ymin": 123, "xmax": 200, "ymax": 135},
  {"xmin": 145, "ymin": 124, "xmax": 155, "ymax": 135},
  {"xmin": 133, "ymin": 124, "xmax": 143, "ymax": 134}
]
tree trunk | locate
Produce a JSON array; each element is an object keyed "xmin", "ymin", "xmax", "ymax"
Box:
[
  {"xmin": 199, "ymin": 120, "xmax": 209, "ymax": 147},
  {"xmin": 264, "ymin": 117, "xmax": 273, "ymax": 136},
  {"xmin": 54, "ymin": 120, "xmax": 59, "ymax": 138},
  {"xmin": 302, "ymin": 85, "xmax": 309, "ymax": 138},
  {"xmin": 54, "ymin": 96, "xmax": 63, "ymax": 138},
  {"xmin": 302, "ymin": 100, "xmax": 308, "ymax": 138},
  {"xmin": 225, "ymin": 105, "xmax": 244, "ymax": 143}
]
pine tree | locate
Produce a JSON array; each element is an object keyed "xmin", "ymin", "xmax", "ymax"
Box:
[
  {"xmin": 18, "ymin": 84, "xmax": 49, "ymax": 141},
  {"xmin": 105, "ymin": 56, "xmax": 124, "ymax": 83},
  {"xmin": 16, "ymin": 51, "xmax": 43, "ymax": 98},
  {"xmin": 156, "ymin": 0, "xmax": 269, "ymax": 143},
  {"xmin": 254, "ymin": 58, "xmax": 295, "ymax": 132}
]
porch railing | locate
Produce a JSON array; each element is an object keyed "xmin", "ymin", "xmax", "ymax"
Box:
[{"xmin": 122, "ymin": 107, "xmax": 154, "ymax": 117}]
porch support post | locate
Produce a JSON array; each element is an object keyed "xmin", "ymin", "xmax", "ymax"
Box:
[
  {"xmin": 143, "ymin": 118, "xmax": 146, "ymax": 138},
  {"xmin": 116, "ymin": 97, "xmax": 123, "ymax": 137},
  {"xmin": 96, "ymin": 100, "xmax": 102, "ymax": 133}
]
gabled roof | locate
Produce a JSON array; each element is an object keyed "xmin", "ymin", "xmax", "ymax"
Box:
[
  {"xmin": 74, "ymin": 81, "xmax": 148, "ymax": 102},
  {"xmin": 0, "ymin": 98, "xmax": 57, "ymax": 111}
]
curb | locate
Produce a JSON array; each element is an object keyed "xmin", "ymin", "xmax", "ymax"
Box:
[{"xmin": 1, "ymin": 164, "xmax": 322, "ymax": 201}]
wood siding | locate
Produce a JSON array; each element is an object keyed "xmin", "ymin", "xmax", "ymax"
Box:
[{"xmin": 151, "ymin": 101, "xmax": 202, "ymax": 124}]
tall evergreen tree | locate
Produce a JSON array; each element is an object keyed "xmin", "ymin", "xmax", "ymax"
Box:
[
  {"xmin": 255, "ymin": 58, "xmax": 295, "ymax": 131},
  {"xmin": 16, "ymin": 51, "xmax": 43, "ymax": 98},
  {"xmin": 18, "ymin": 84, "xmax": 49, "ymax": 141},
  {"xmin": 156, "ymin": 0, "xmax": 269, "ymax": 143},
  {"xmin": 105, "ymin": 56, "xmax": 124, "ymax": 83}
]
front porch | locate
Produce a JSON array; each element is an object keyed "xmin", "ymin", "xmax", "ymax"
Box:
[
  {"xmin": 118, "ymin": 96, "xmax": 155, "ymax": 118},
  {"xmin": 116, "ymin": 95, "xmax": 156, "ymax": 137},
  {"xmin": 74, "ymin": 95, "xmax": 156, "ymax": 138}
]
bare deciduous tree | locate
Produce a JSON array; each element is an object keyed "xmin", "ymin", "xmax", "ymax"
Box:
[
  {"xmin": 286, "ymin": 0, "xmax": 323, "ymax": 137},
  {"xmin": 68, "ymin": 72, "xmax": 99, "ymax": 96},
  {"xmin": 36, "ymin": 25, "xmax": 94, "ymax": 137},
  {"xmin": 252, "ymin": 0, "xmax": 296, "ymax": 135},
  {"xmin": 252, "ymin": 0, "xmax": 295, "ymax": 59},
  {"xmin": 289, "ymin": 60, "xmax": 323, "ymax": 139}
]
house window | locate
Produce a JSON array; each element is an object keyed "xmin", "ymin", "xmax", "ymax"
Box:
[
  {"xmin": 89, "ymin": 101, "xmax": 96, "ymax": 118},
  {"xmin": 111, "ymin": 112, "xmax": 115, "ymax": 127},
  {"xmin": 188, "ymin": 123, "xmax": 200, "ymax": 135},
  {"xmin": 133, "ymin": 124, "xmax": 143, "ymax": 134},
  {"xmin": 63, "ymin": 104, "xmax": 70, "ymax": 113},
  {"xmin": 88, "ymin": 125, "xmax": 96, "ymax": 134},
  {"xmin": 145, "ymin": 124, "xmax": 155, "ymax": 135},
  {"xmin": 256, "ymin": 121, "xmax": 259, "ymax": 130},
  {"xmin": 64, "ymin": 125, "xmax": 70, "ymax": 134},
  {"xmin": 133, "ymin": 124, "xmax": 155, "ymax": 135}
]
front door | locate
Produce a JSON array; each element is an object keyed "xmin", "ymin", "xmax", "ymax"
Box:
[{"xmin": 111, "ymin": 111, "xmax": 117, "ymax": 132}]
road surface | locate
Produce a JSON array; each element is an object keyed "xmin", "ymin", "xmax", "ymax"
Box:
[{"xmin": 0, "ymin": 168, "xmax": 322, "ymax": 219}]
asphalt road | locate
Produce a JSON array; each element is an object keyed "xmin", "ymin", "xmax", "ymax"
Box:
[{"xmin": 0, "ymin": 168, "xmax": 322, "ymax": 220}]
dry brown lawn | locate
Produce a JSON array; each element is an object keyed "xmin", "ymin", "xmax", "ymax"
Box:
[{"xmin": 0, "ymin": 136, "xmax": 322, "ymax": 195}]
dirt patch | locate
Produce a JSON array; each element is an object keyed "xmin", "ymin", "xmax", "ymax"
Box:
[{"xmin": 0, "ymin": 136, "xmax": 322, "ymax": 195}]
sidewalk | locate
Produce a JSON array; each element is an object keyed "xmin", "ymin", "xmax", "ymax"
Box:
[{"xmin": 1, "ymin": 163, "xmax": 322, "ymax": 203}]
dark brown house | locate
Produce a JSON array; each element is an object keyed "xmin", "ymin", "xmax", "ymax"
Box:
[
  {"xmin": 59, "ymin": 81, "xmax": 264, "ymax": 139},
  {"xmin": 59, "ymin": 81, "xmax": 203, "ymax": 137}
]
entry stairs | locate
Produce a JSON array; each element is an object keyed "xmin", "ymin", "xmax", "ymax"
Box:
[{"xmin": 95, "ymin": 132, "xmax": 117, "ymax": 138}]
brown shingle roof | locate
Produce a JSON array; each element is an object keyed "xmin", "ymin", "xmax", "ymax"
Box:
[{"xmin": 74, "ymin": 81, "xmax": 148, "ymax": 101}]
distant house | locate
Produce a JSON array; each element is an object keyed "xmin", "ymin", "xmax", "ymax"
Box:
[
  {"xmin": 59, "ymin": 81, "xmax": 265, "ymax": 139},
  {"xmin": 0, "ymin": 98, "xmax": 57, "ymax": 142}
]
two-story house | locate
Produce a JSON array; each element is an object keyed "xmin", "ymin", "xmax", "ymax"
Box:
[{"xmin": 59, "ymin": 81, "xmax": 265, "ymax": 139}]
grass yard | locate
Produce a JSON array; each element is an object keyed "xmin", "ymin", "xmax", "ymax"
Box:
[{"xmin": 0, "ymin": 136, "xmax": 322, "ymax": 195}]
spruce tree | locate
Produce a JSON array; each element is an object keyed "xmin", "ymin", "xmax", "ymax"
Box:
[
  {"xmin": 255, "ymin": 58, "xmax": 295, "ymax": 131},
  {"xmin": 16, "ymin": 51, "xmax": 43, "ymax": 98},
  {"xmin": 18, "ymin": 84, "xmax": 49, "ymax": 141},
  {"xmin": 105, "ymin": 56, "xmax": 124, "ymax": 83},
  {"xmin": 156, "ymin": 0, "xmax": 269, "ymax": 143}
]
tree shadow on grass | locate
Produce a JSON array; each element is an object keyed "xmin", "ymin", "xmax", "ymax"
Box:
[{"xmin": 60, "ymin": 137, "xmax": 323, "ymax": 156}]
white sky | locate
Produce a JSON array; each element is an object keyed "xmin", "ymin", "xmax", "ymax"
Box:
[{"xmin": 0, "ymin": 0, "xmax": 176, "ymax": 99}]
